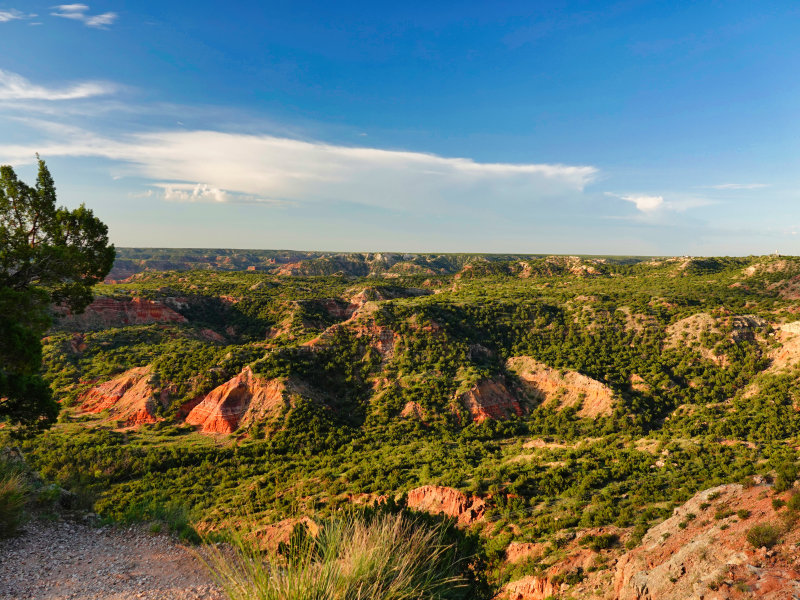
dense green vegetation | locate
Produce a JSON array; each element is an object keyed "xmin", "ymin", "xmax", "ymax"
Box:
[{"xmin": 5, "ymin": 252, "xmax": 800, "ymax": 591}]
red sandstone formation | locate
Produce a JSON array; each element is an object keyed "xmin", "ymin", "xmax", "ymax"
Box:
[
  {"xmin": 505, "ymin": 541, "xmax": 546, "ymax": 564},
  {"xmin": 251, "ymin": 517, "xmax": 320, "ymax": 552},
  {"xmin": 56, "ymin": 297, "xmax": 186, "ymax": 329},
  {"xmin": 406, "ymin": 485, "xmax": 485, "ymax": 526},
  {"xmin": 185, "ymin": 367, "xmax": 291, "ymax": 434},
  {"xmin": 78, "ymin": 366, "xmax": 163, "ymax": 427},
  {"xmin": 399, "ymin": 401, "xmax": 424, "ymax": 420},
  {"xmin": 503, "ymin": 576, "xmax": 558, "ymax": 600},
  {"xmin": 506, "ymin": 356, "xmax": 614, "ymax": 418},
  {"xmin": 458, "ymin": 380, "xmax": 525, "ymax": 423},
  {"xmin": 199, "ymin": 328, "xmax": 226, "ymax": 343}
]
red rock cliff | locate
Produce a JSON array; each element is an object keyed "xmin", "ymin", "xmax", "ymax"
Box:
[
  {"xmin": 406, "ymin": 485, "xmax": 485, "ymax": 526},
  {"xmin": 56, "ymin": 297, "xmax": 187, "ymax": 329},
  {"xmin": 459, "ymin": 380, "xmax": 525, "ymax": 423},
  {"xmin": 78, "ymin": 366, "xmax": 163, "ymax": 427},
  {"xmin": 185, "ymin": 366, "xmax": 290, "ymax": 434}
]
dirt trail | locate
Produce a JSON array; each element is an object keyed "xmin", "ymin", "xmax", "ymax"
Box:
[{"xmin": 0, "ymin": 518, "xmax": 224, "ymax": 600}]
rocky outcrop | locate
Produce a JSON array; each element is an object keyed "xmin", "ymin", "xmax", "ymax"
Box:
[
  {"xmin": 184, "ymin": 367, "xmax": 291, "ymax": 434},
  {"xmin": 406, "ymin": 485, "xmax": 485, "ymax": 526},
  {"xmin": 251, "ymin": 517, "xmax": 320, "ymax": 552},
  {"xmin": 400, "ymin": 401, "xmax": 424, "ymax": 420},
  {"xmin": 506, "ymin": 357, "xmax": 614, "ymax": 418},
  {"xmin": 505, "ymin": 541, "xmax": 547, "ymax": 564},
  {"xmin": 55, "ymin": 297, "xmax": 187, "ymax": 330},
  {"xmin": 503, "ymin": 576, "xmax": 558, "ymax": 600},
  {"xmin": 665, "ymin": 312, "xmax": 767, "ymax": 361},
  {"xmin": 458, "ymin": 380, "xmax": 525, "ymax": 423},
  {"xmin": 768, "ymin": 321, "xmax": 800, "ymax": 372},
  {"xmin": 613, "ymin": 483, "xmax": 800, "ymax": 600},
  {"xmin": 306, "ymin": 319, "xmax": 399, "ymax": 360},
  {"xmin": 78, "ymin": 366, "xmax": 163, "ymax": 427}
]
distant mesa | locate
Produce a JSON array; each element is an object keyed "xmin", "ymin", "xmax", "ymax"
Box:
[{"xmin": 103, "ymin": 248, "xmax": 646, "ymax": 282}]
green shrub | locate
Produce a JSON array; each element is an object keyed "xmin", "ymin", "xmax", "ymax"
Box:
[
  {"xmin": 774, "ymin": 462, "xmax": 797, "ymax": 493},
  {"xmin": 714, "ymin": 508, "xmax": 734, "ymax": 520},
  {"xmin": 737, "ymin": 509, "xmax": 751, "ymax": 520},
  {"xmin": 579, "ymin": 533, "xmax": 618, "ymax": 551},
  {"xmin": 787, "ymin": 493, "xmax": 800, "ymax": 512},
  {"xmin": 746, "ymin": 523, "xmax": 781, "ymax": 549},
  {"xmin": 118, "ymin": 500, "xmax": 200, "ymax": 544},
  {"xmin": 202, "ymin": 512, "xmax": 475, "ymax": 600}
]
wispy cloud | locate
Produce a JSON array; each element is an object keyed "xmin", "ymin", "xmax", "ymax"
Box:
[
  {"xmin": 51, "ymin": 4, "xmax": 117, "ymax": 28},
  {"xmin": 0, "ymin": 8, "xmax": 36, "ymax": 22},
  {"xmin": 0, "ymin": 126, "xmax": 598, "ymax": 210},
  {"xmin": 0, "ymin": 69, "xmax": 117, "ymax": 101},
  {"xmin": 705, "ymin": 183, "xmax": 769, "ymax": 190}
]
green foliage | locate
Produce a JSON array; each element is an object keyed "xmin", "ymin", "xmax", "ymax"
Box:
[
  {"xmin": 774, "ymin": 461, "xmax": 797, "ymax": 493},
  {"xmin": 0, "ymin": 158, "xmax": 114, "ymax": 428},
  {"xmin": 116, "ymin": 499, "xmax": 200, "ymax": 544},
  {"xmin": 579, "ymin": 533, "xmax": 618, "ymax": 551},
  {"xmin": 746, "ymin": 523, "xmax": 782, "ymax": 549}
]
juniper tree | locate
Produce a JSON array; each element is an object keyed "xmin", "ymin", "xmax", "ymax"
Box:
[{"xmin": 0, "ymin": 157, "xmax": 114, "ymax": 429}]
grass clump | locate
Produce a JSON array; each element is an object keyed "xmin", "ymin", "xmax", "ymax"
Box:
[
  {"xmin": 117, "ymin": 499, "xmax": 200, "ymax": 544},
  {"xmin": 746, "ymin": 523, "xmax": 782, "ymax": 549},
  {"xmin": 203, "ymin": 512, "xmax": 476, "ymax": 600},
  {"xmin": 0, "ymin": 456, "xmax": 29, "ymax": 539},
  {"xmin": 0, "ymin": 471, "xmax": 27, "ymax": 538}
]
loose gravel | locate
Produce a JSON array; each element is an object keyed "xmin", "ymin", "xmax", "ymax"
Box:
[{"xmin": 0, "ymin": 517, "xmax": 225, "ymax": 600}]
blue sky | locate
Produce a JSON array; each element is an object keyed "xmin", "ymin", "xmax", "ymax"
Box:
[{"xmin": 0, "ymin": 1, "xmax": 798, "ymax": 254}]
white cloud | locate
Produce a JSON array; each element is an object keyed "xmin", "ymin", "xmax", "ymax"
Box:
[
  {"xmin": 620, "ymin": 194, "xmax": 664, "ymax": 213},
  {"xmin": 0, "ymin": 69, "xmax": 117, "ymax": 101},
  {"xmin": 0, "ymin": 127, "xmax": 598, "ymax": 210},
  {"xmin": 0, "ymin": 8, "xmax": 39, "ymax": 23},
  {"xmin": 0, "ymin": 8, "xmax": 36, "ymax": 22},
  {"xmin": 51, "ymin": 4, "xmax": 117, "ymax": 28},
  {"xmin": 706, "ymin": 183, "xmax": 768, "ymax": 190},
  {"xmin": 607, "ymin": 192, "xmax": 713, "ymax": 217},
  {"xmin": 158, "ymin": 183, "xmax": 230, "ymax": 203}
]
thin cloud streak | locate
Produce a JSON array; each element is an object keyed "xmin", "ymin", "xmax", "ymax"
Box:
[
  {"xmin": 0, "ymin": 126, "xmax": 598, "ymax": 210},
  {"xmin": 706, "ymin": 183, "xmax": 769, "ymax": 190},
  {"xmin": 51, "ymin": 4, "xmax": 117, "ymax": 28},
  {"xmin": 0, "ymin": 70, "xmax": 117, "ymax": 100}
]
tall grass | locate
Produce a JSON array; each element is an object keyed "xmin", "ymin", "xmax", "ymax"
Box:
[
  {"xmin": 0, "ymin": 467, "xmax": 27, "ymax": 538},
  {"xmin": 202, "ymin": 512, "xmax": 472, "ymax": 600}
]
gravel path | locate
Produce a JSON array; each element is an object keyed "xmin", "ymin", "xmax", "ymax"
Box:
[{"xmin": 0, "ymin": 518, "xmax": 226, "ymax": 600}]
